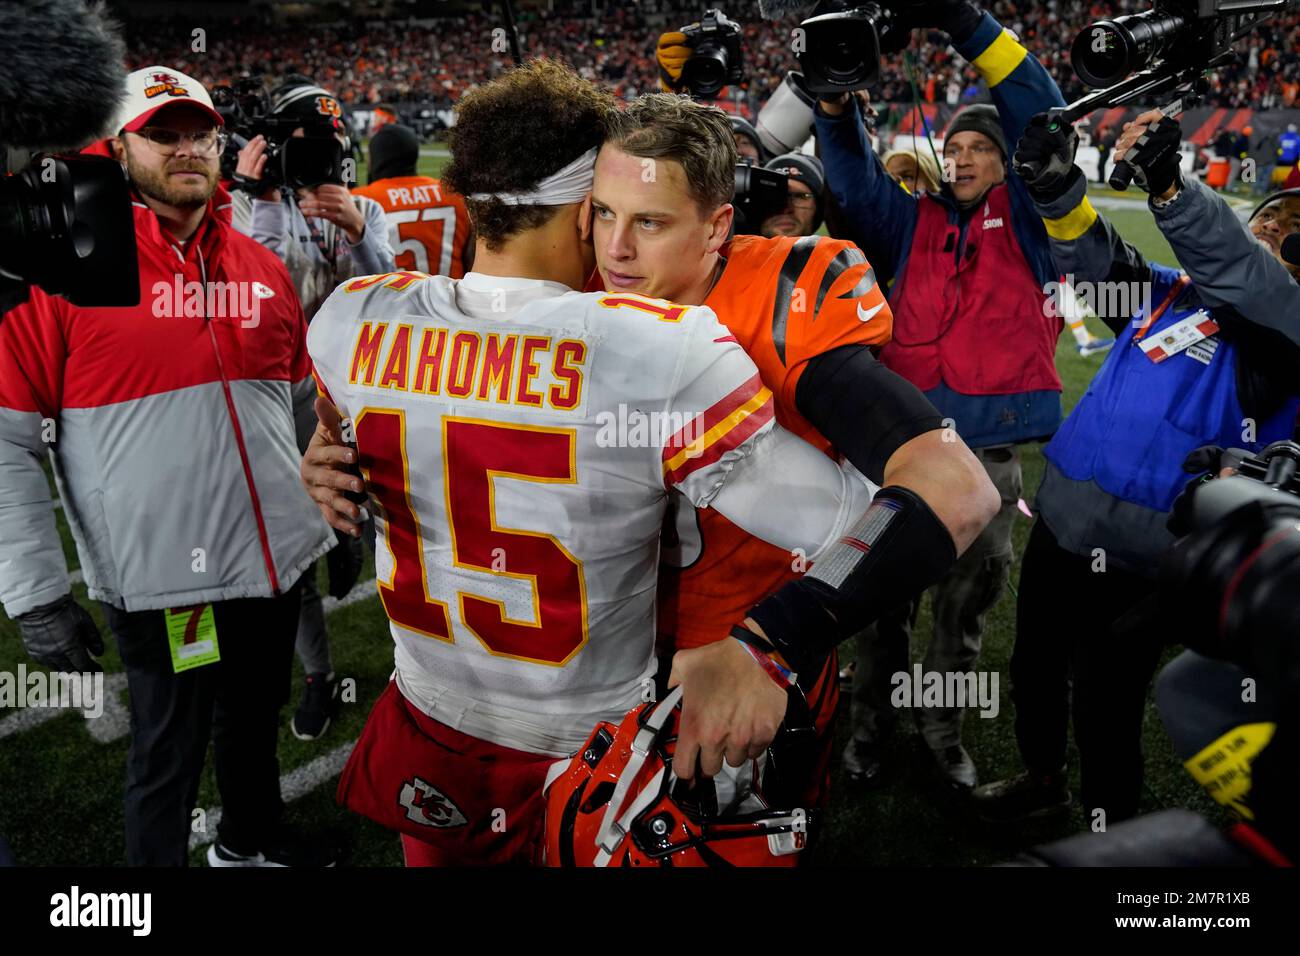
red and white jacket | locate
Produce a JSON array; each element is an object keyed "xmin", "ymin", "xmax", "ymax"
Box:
[{"xmin": 0, "ymin": 183, "xmax": 333, "ymax": 616}]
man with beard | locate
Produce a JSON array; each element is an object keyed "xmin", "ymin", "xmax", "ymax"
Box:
[{"xmin": 0, "ymin": 67, "xmax": 337, "ymax": 866}]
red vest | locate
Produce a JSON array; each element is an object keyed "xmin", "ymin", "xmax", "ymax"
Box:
[{"xmin": 883, "ymin": 184, "xmax": 1061, "ymax": 396}]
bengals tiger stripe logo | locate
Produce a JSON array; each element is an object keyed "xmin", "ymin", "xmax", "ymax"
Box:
[{"xmin": 770, "ymin": 237, "xmax": 879, "ymax": 365}]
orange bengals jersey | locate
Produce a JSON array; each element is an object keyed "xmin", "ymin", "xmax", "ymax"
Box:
[
  {"xmin": 658, "ymin": 233, "xmax": 891, "ymax": 811},
  {"xmin": 352, "ymin": 175, "xmax": 471, "ymax": 278},
  {"xmin": 657, "ymin": 233, "xmax": 892, "ymax": 651}
]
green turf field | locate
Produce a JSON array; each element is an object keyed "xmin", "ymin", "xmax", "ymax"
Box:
[{"xmin": 0, "ymin": 185, "xmax": 1230, "ymax": 866}]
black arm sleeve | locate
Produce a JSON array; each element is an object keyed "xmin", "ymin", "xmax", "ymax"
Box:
[
  {"xmin": 794, "ymin": 345, "xmax": 946, "ymax": 485},
  {"xmin": 748, "ymin": 486, "xmax": 957, "ymax": 678}
]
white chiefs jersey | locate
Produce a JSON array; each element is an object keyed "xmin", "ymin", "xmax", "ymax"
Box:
[{"xmin": 307, "ymin": 269, "xmax": 778, "ymax": 756}]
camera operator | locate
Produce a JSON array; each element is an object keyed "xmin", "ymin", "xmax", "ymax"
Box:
[
  {"xmin": 978, "ymin": 107, "xmax": 1300, "ymax": 826},
  {"xmin": 731, "ymin": 116, "xmax": 769, "ymax": 164},
  {"xmin": 757, "ymin": 153, "xmax": 825, "ymax": 237},
  {"xmin": 811, "ymin": 1, "xmax": 1066, "ymax": 788},
  {"xmin": 232, "ymin": 78, "xmax": 392, "ymax": 741},
  {"xmin": 231, "ymin": 79, "xmax": 395, "ymax": 317},
  {"xmin": 0, "ymin": 66, "xmax": 337, "ymax": 866},
  {"xmin": 1, "ymin": 0, "xmax": 132, "ymax": 868}
]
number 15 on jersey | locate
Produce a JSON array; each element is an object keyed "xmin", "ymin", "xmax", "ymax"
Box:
[{"xmin": 355, "ymin": 409, "xmax": 590, "ymax": 667}]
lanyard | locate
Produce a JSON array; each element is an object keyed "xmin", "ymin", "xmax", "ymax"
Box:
[{"xmin": 1132, "ymin": 274, "xmax": 1192, "ymax": 343}]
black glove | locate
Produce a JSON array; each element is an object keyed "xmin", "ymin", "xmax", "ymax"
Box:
[
  {"xmin": 936, "ymin": 0, "xmax": 984, "ymax": 43},
  {"xmin": 1013, "ymin": 112, "xmax": 1081, "ymax": 202},
  {"xmin": 1119, "ymin": 116, "xmax": 1183, "ymax": 197},
  {"xmin": 16, "ymin": 594, "xmax": 104, "ymax": 673},
  {"xmin": 326, "ymin": 527, "xmax": 365, "ymax": 600},
  {"xmin": 899, "ymin": 1, "xmax": 983, "ymax": 45},
  {"xmin": 231, "ymin": 171, "xmax": 276, "ymax": 196},
  {"xmin": 1165, "ymin": 444, "xmax": 1251, "ymax": 538}
]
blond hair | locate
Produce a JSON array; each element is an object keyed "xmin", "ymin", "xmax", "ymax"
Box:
[{"xmin": 881, "ymin": 147, "xmax": 943, "ymax": 195}]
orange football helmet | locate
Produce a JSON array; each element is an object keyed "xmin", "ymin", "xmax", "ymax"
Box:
[{"xmin": 543, "ymin": 687, "xmax": 816, "ymax": 867}]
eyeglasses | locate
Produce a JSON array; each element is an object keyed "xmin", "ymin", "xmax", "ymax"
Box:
[
  {"xmin": 788, "ymin": 190, "xmax": 816, "ymax": 207},
  {"xmin": 130, "ymin": 127, "xmax": 228, "ymax": 157}
]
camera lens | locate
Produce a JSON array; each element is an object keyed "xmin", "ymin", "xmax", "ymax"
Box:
[
  {"xmin": 684, "ymin": 42, "xmax": 729, "ymax": 99},
  {"xmin": 1071, "ymin": 10, "xmax": 1187, "ymax": 88},
  {"xmin": 822, "ymin": 36, "xmax": 869, "ymax": 85}
]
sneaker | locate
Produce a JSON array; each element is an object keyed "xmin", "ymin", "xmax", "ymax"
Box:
[
  {"xmin": 291, "ymin": 672, "xmax": 340, "ymax": 741},
  {"xmin": 207, "ymin": 829, "xmax": 339, "ymax": 868},
  {"xmin": 973, "ymin": 767, "xmax": 1071, "ymax": 822},
  {"xmin": 1077, "ymin": 337, "xmax": 1115, "ymax": 357},
  {"xmin": 841, "ymin": 738, "xmax": 884, "ymax": 785},
  {"xmin": 838, "ymin": 660, "xmax": 856, "ymax": 691},
  {"xmin": 931, "ymin": 744, "xmax": 978, "ymax": 791}
]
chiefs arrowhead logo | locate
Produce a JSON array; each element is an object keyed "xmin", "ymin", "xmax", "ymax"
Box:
[
  {"xmin": 143, "ymin": 72, "xmax": 191, "ymax": 100},
  {"xmin": 398, "ymin": 777, "xmax": 468, "ymax": 829}
]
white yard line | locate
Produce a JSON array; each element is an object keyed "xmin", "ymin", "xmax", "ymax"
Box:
[
  {"xmin": 0, "ymin": 674, "xmax": 128, "ymax": 741},
  {"xmin": 322, "ymin": 579, "xmax": 379, "ymax": 614},
  {"xmin": 188, "ymin": 740, "xmax": 357, "ymax": 852},
  {"xmin": 0, "ymin": 580, "xmax": 380, "ymax": 746},
  {"xmin": 2, "ymin": 576, "xmax": 383, "ymax": 854}
]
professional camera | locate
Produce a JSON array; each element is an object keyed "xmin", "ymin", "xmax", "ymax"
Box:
[
  {"xmin": 732, "ymin": 163, "xmax": 789, "ymax": 235},
  {"xmin": 679, "ymin": 9, "xmax": 746, "ymax": 100},
  {"xmin": 1161, "ymin": 440, "xmax": 1300, "ymax": 667},
  {"xmin": 211, "ymin": 78, "xmax": 346, "ymax": 192},
  {"xmin": 0, "ymin": 0, "xmax": 139, "ymax": 314},
  {"xmin": 1071, "ymin": 0, "xmax": 1292, "ymax": 90},
  {"xmin": 0, "ymin": 154, "xmax": 139, "ymax": 310},
  {"xmin": 1040, "ymin": 0, "xmax": 1296, "ymax": 190},
  {"xmin": 788, "ymin": 0, "xmax": 926, "ymax": 95}
]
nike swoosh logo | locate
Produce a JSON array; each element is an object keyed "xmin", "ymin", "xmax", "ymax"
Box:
[{"xmin": 857, "ymin": 301, "xmax": 885, "ymax": 323}]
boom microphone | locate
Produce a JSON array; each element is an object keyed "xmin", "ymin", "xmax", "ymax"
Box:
[{"xmin": 0, "ymin": 0, "xmax": 128, "ymax": 152}]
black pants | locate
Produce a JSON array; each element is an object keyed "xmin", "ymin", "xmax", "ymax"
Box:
[
  {"xmin": 103, "ymin": 583, "xmax": 301, "ymax": 866},
  {"xmin": 1012, "ymin": 519, "xmax": 1163, "ymax": 823}
]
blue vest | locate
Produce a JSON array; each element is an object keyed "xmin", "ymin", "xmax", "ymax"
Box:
[
  {"xmin": 1045, "ymin": 265, "xmax": 1300, "ymax": 513},
  {"xmin": 1280, "ymin": 131, "xmax": 1300, "ymax": 165}
]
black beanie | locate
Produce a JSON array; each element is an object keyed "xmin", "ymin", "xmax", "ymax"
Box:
[
  {"xmin": 730, "ymin": 116, "xmax": 767, "ymax": 164},
  {"xmin": 368, "ymin": 123, "xmax": 420, "ymax": 184},
  {"xmin": 946, "ymin": 104, "xmax": 1007, "ymax": 160},
  {"xmin": 764, "ymin": 152, "xmax": 826, "ymax": 231},
  {"xmin": 765, "ymin": 152, "xmax": 825, "ymax": 196},
  {"xmin": 1250, "ymin": 187, "xmax": 1300, "ymax": 221},
  {"xmin": 270, "ymin": 78, "xmax": 342, "ymax": 127}
]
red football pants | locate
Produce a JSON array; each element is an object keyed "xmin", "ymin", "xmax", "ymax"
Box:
[{"xmin": 337, "ymin": 681, "xmax": 557, "ymax": 866}]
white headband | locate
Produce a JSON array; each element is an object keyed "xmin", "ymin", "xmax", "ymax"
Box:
[{"xmin": 469, "ymin": 147, "xmax": 597, "ymax": 206}]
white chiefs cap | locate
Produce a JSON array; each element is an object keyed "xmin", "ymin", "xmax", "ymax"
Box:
[{"xmin": 111, "ymin": 66, "xmax": 224, "ymax": 134}]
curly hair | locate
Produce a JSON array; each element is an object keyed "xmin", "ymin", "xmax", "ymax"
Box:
[{"xmin": 442, "ymin": 59, "xmax": 616, "ymax": 251}]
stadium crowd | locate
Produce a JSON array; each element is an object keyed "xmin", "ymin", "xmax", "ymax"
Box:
[{"xmin": 120, "ymin": 1, "xmax": 1300, "ymax": 118}]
